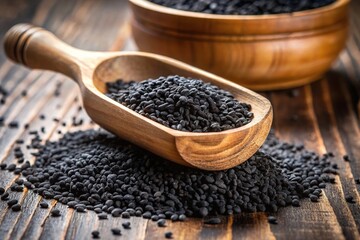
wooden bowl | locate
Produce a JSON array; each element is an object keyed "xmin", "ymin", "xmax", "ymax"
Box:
[{"xmin": 130, "ymin": 0, "xmax": 349, "ymax": 90}]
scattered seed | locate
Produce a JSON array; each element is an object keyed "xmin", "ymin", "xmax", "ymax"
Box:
[
  {"xmin": 0, "ymin": 163, "xmax": 6, "ymax": 170},
  {"xmin": 1, "ymin": 129, "xmax": 338, "ymax": 223},
  {"xmin": 6, "ymin": 164, "xmax": 16, "ymax": 171},
  {"xmin": 0, "ymin": 86, "xmax": 8, "ymax": 96},
  {"xmin": 165, "ymin": 231, "xmax": 173, "ymax": 239},
  {"xmin": 111, "ymin": 228, "xmax": 121, "ymax": 235},
  {"xmin": 91, "ymin": 230, "xmax": 100, "ymax": 239},
  {"xmin": 122, "ymin": 222, "xmax": 131, "ymax": 229},
  {"xmin": 345, "ymin": 195, "xmax": 356, "ymax": 204},
  {"xmin": 7, "ymin": 199, "xmax": 18, "ymax": 207},
  {"xmin": 11, "ymin": 204, "xmax": 21, "ymax": 211},
  {"xmin": 51, "ymin": 209, "xmax": 61, "ymax": 217},
  {"xmin": 40, "ymin": 202, "xmax": 49, "ymax": 208},
  {"xmin": 1, "ymin": 192, "xmax": 9, "ymax": 200},
  {"xmin": 9, "ymin": 121, "xmax": 19, "ymax": 128},
  {"xmin": 268, "ymin": 216, "xmax": 278, "ymax": 224}
]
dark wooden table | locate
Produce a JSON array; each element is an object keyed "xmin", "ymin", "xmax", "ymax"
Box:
[{"xmin": 0, "ymin": 0, "xmax": 359, "ymax": 239}]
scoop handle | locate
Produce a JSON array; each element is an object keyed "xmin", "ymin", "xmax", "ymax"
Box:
[{"xmin": 4, "ymin": 24, "xmax": 85, "ymax": 80}]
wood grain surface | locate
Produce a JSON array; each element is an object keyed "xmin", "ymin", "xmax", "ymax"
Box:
[{"xmin": 0, "ymin": 0, "xmax": 359, "ymax": 239}]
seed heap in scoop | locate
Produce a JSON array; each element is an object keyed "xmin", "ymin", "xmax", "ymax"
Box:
[{"xmin": 106, "ymin": 75, "xmax": 253, "ymax": 132}]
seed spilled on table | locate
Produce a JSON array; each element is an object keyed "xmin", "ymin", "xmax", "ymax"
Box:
[{"xmin": 0, "ymin": 128, "xmax": 339, "ymax": 220}]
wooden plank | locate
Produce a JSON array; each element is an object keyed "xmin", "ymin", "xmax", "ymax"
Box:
[
  {"xmin": 269, "ymin": 86, "xmax": 346, "ymax": 240},
  {"xmin": 232, "ymin": 214, "xmax": 275, "ymax": 240},
  {"xmin": 312, "ymin": 77, "xmax": 360, "ymax": 237},
  {"xmin": 144, "ymin": 218, "xmax": 202, "ymax": 240}
]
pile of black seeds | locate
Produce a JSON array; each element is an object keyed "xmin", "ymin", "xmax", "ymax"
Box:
[
  {"xmin": 7, "ymin": 129, "xmax": 337, "ymax": 221},
  {"xmin": 106, "ymin": 75, "xmax": 253, "ymax": 132},
  {"xmin": 148, "ymin": 0, "xmax": 336, "ymax": 15}
]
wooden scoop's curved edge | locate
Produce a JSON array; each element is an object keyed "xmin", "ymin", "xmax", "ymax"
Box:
[{"xmin": 80, "ymin": 51, "xmax": 273, "ymax": 170}]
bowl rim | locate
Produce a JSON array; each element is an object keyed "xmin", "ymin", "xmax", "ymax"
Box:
[{"xmin": 129, "ymin": 0, "xmax": 349, "ymax": 20}]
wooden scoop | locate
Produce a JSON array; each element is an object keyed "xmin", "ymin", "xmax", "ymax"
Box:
[{"xmin": 4, "ymin": 24, "xmax": 272, "ymax": 171}]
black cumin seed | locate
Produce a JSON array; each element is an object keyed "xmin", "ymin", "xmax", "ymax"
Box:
[
  {"xmin": 165, "ymin": 231, "xmax": 173, "ymax": 239},
  {"xmin": 91, "ymin": 230, "xmax": 100, "ymax": 239},
  {"xmin": 9, "ymin": 121, "xmax": 19, "ymax": 128},
  {"xmin": 7, "ymin": 199, "xmax": 18, "ymax": 207},
  {"xmin": 51, "ymin": 209, "xmax": 61, "ymax": 217},
  {"xmin": 6, "ymin": 164, "xmax": 16, "ymax": 171},
  {"xmin": 268, "ymin": 216, "xmax": 277, "ymax": 224},
  {"xmin": 111, "ymin": 228, "xmax": 121, "ymax": 235},
  {"xmin": 1, "ymin": 192, "xmax": 9, "ymax": 200},
  {"xmin": 11, "ymin": 204, "xmax": 21, "ymax": 211},
  {"xmin": 76, "ymin": 206, "xmax": 86, "ymax": 212},
  {"xmin": 15, "ymin": 179, "xmax": 24, "ymax": 185},
  {"xmin": 122, "ymin": 222, "xmax": 131, "ymax": 229},
  {"xmin": 345, "ymin": 195, "xmax": 355, "ymax": 204},
  {"xmin": 157, "ymin": 219, "xmax": 166, "ymax": 227},
  {"xmin": 111, "ymin": 208, "xmax": 122, "ymax": 217},
  {"xmin": 40, "ymin": 202, "xmax": 49, "ymax": 208}
]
